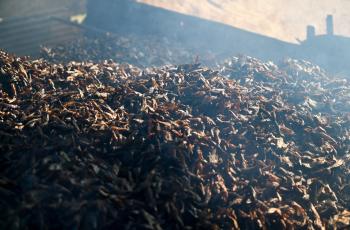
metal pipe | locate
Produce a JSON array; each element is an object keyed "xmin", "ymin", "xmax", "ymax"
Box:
[
  {"xmin": 326, "ymin": 15, "xmax": 334, "ymax": 36},
  {"xmin": 306, "ymin": 25, "xmax": 316, "ymax": 40}
]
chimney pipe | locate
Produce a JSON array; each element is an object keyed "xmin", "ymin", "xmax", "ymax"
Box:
[
  {"xmin": 326, "ymin": 15, "xmax": 334, "ymax": 36},
  {"xmin": 306, "ymin": 25, "xmax": 316, "ymax": 40}
]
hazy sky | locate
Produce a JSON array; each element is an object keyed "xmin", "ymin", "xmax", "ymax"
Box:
[{"xmin": 140, "ymin": 0, "xmax": 350, "ymax": 43}]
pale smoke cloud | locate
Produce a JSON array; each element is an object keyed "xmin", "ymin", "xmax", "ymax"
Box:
[
  {"xmin": 139, "ymin": 0, "xmax": 350, "ymax": 43},
  {"xmin": 1, "ymin": 0, "xmax": 349, "ymax": 43}
]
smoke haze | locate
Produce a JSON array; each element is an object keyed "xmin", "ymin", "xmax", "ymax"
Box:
[
  {"xmin": 139, "ymin": 0, "xmax": 350, "ymax": 42},
  {"xmin": 1, "ymin": 0, "xmax": 350, "ymax": 42}
]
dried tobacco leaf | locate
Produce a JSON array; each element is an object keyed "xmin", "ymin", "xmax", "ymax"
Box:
[{"xmin": 1, "ymin": 51, "xmax": 350, "ymax": 230}]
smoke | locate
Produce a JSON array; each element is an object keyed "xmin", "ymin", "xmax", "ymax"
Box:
[
  {"xmin": 139, "ymin": 0, "xmax": 350, "ymax": 42},
  {"xmin": 1, "ymin": 0, "xmax": 349, "ymax": 42},
  {"xmin": 1, "ymin": 0, "xmax": 349, "ymax": 75}
]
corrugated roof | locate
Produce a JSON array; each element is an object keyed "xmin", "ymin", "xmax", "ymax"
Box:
[{"xmin": 0, "ymin": 8, "xmax": 82, "ymax": 57}]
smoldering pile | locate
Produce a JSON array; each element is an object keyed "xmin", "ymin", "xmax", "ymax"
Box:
[
  {"xmin": 41, "ymin": 34, "xmax": 217, "ymax": 68},
  {"xmin": 1, "ymin": 50, "xmax": 350, "ymax": 229}
]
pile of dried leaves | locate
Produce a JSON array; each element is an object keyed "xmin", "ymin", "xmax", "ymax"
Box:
[
  {"xmin": 41, "ymin": 34, "xmax": 217, "ymax": 68},
  {"xmin": 1, "ymin": 50, "xmax": 350, "ymax": 229}
]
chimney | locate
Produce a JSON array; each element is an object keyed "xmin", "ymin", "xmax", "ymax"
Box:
[
  {"xmin": 306, "ymin": 25, "xmax": 316, "ymax": 40},
  {"xmin": 326, "ymin": 15, "xmax": 334, "ymax": 36}
]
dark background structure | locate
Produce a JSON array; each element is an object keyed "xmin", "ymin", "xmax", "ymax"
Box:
[{"xmin": 0, "ymin": 0, "xmax": 349, "ymax": 76}]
